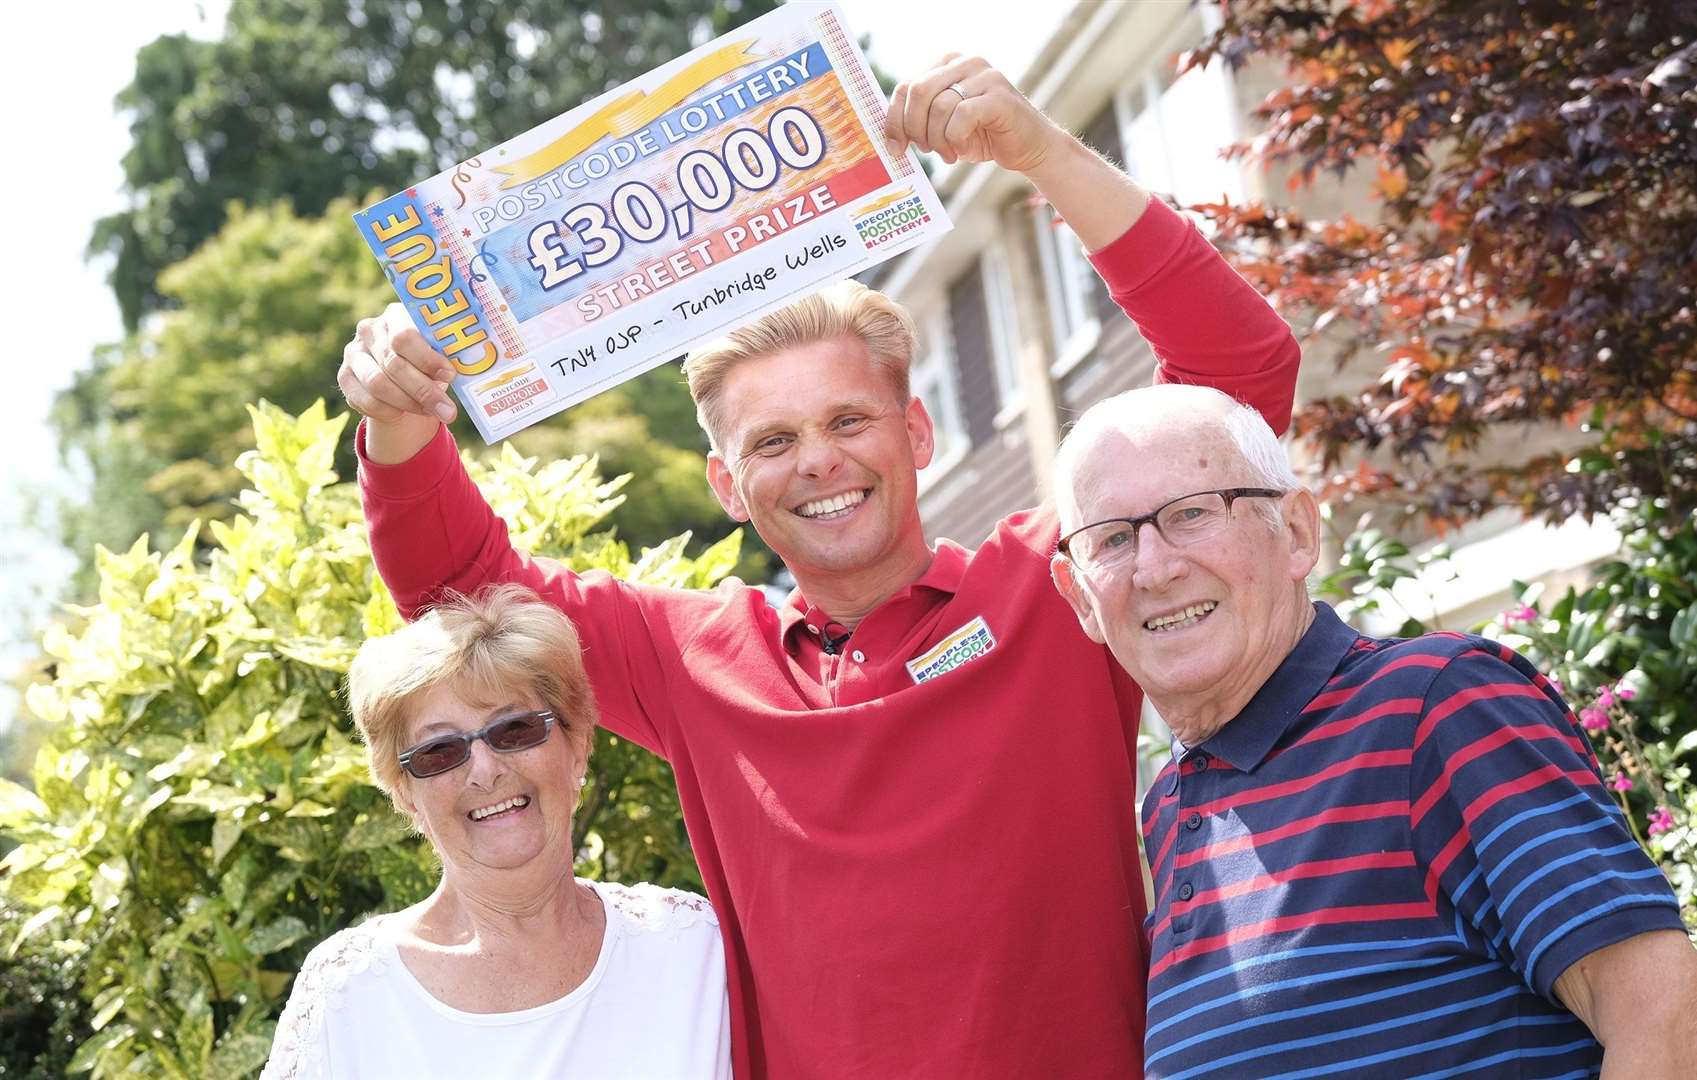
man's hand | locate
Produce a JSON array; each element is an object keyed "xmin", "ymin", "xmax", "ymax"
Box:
[
  {"xmin": 884, "ymin": 54, "xmax": 1063, "ymax": 173},
  {"xmin": 338, "ymin": 302, "xmax": 459, "ymax": 464},
  {"xmin": 885, "ymin": 53, "xmax": 1149, "ymax": 251}
]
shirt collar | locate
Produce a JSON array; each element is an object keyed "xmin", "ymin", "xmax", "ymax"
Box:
[
  {"xmin": 779, "ymin": 540, "xmax": 970, "ymax": 652},
  {"xmin": 1198, "ymin": 602, "xmax": 1359, "ymax": 772}
]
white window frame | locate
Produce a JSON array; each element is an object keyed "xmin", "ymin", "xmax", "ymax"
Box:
[
  {"xmin": 1024, "ymin": 4, "xmax": 1242, "ymax": 383},
  {"xmin": 1033, "ymin": 207, "xmax": 1102, "ymax": 378},
  {"xmin": 1112, "ymin": 7, "xmax": 1243, "ymax": 213},
  {"xmin": 980, "ymin": 246, "xmax": 1026, "ymax": 427},
  {"xmin": 912, "ymin": 309, "xmax": 968, "ymax": 494}
]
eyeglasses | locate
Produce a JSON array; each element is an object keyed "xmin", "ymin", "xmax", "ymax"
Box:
[
  {"xmin": 398, "ymin": 710, "xmax": 556, "ymax": 779},
  {"xmin": 1057, "ymin": 488, "xmax": 1286, "ymax": 575}
]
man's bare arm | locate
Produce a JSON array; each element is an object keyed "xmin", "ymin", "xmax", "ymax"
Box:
[{"xmin": 1553, "ymin": 928, "xmax": 1697, "ymax": 1078}]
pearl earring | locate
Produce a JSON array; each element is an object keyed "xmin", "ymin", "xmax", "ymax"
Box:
[{"xmin": 575, "ymin": 775, "xmax": 587, "ymax": 788}]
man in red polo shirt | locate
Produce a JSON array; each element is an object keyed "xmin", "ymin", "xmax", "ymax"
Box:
[{"xmin": 338, "ymin": 56, "xmax": 1300, "ymax": 1078}]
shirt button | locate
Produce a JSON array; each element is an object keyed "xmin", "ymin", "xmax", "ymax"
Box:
[
  {"xmin": 1186, "ymin": 813, "xmax": 1202, "ymax": 831},
  {"xmin": 1192, "ymin": 753, "xmax": 1211, "ymax": 772},
  {"xmin": 851, "ymin": 649, "xmax": 866, "ymax": 663},
  {"xmin": 1178, "ymin": 882, "xmax": 1194, "ymax": 901}
]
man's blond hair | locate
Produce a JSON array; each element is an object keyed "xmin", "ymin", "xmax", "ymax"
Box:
[{"xmin": 682, "ymin": 279, "xmax": 917, "ymax": 451}]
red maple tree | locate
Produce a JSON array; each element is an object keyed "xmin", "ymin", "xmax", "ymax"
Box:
[{"xmin": 1192, "ymin": 0, "xmax": 1697, "ymax": 527}]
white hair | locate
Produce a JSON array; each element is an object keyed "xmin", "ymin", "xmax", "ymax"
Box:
[{"xmin": 1053, "ymin": 384, "xmax": 1301, "ymax": 531}]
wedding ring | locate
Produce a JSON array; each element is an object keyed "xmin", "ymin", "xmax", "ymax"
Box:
[{"xmin": 947, "ymin": 81, "xmax": 970, "ymax": 100}]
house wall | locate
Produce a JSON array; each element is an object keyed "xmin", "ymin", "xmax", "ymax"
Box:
[{"xmin": 889, "ymin": 0, "xmax": 1614, "ymax": 643}]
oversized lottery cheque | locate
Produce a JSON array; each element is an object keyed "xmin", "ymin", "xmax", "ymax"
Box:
[{"xmin": 354, "ymin": 1, "xmax": 952, "ymax": 443}]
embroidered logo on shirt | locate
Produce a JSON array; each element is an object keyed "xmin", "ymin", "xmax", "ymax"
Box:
[{"xmin": 906, "ymin": 615, "xmax": 996, "ymax": 684}]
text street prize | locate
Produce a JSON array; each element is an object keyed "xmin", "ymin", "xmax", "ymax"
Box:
[{"xmin": 354, "ymin": 1, "xmax": 953, "ymax": 443}]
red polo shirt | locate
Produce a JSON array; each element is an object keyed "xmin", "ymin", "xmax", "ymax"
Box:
[{"xmin": 359, "ymin": 198, "xmax": 1299, "ymax": 1079}]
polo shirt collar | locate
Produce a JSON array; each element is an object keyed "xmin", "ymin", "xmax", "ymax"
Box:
[
  {"xmin": 779, "ymin": 540, "xmax": 970, "ymax": 652},
  {"xmin": 1199, "ymin": 602, "xmax": 1359, "ymax": 772}
]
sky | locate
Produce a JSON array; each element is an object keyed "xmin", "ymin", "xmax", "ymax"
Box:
[
  {"xmin": 0, "ymin": 1, "xmax": 233, "ymax": 729},
  {"xmin": 0, "ymin": 0, "xmax": 1056, "ymax": 730}
]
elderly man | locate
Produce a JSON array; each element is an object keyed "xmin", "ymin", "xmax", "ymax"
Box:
[
  {"xmin": 1050, "ymin": 383, "xmax": 1697, "ymax": 1079},
  {"xmin": 338, "ymin": 55, "xmax": 1300, "ymax": 1079}
]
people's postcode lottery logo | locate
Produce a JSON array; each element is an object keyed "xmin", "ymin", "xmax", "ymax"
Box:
[
  {"xmin": 906, "ymin": 616, "xmax": 997, "ymax": 684},
  {"xmin": 852, "ymin": 188, "xmax": 933, "ymax": 251}
]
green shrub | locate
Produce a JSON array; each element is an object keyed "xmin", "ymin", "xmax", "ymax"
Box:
[
  {"xmin": 1486, "ymin": 497, "xmax": 1697, "ymax": 929},
  {"xmin": 0, "ymin": 902, "xmax": 87, "ymax": 1079},
  {"xmin": 0, "ymin": 402, "xmax": 735, "ymax": 1078}
]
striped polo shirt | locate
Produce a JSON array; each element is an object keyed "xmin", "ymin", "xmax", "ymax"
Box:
[{"xmin": 1142, "ymin": 603, "xmax": 1684, "ymax": 1079}]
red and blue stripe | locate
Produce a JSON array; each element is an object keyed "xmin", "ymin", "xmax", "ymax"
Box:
[{"xmin": 1142, "ymin": 603, "xmax": 1682, "ymax": 1079}]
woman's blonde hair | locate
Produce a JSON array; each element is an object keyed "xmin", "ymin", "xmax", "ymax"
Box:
[
  {"xmin": 346, "ymin": 585, "xmax": 597, "ymax": 801},
  {"xmin": 682, "ymin": 279, "xmax": 917, "ymax": 451}
]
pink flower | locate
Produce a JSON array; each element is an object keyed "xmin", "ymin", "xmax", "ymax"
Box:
[
  {"xmin": 1648, "ymin": 807, "xmax": 1675, "ymax": 837},
  {"xmin": 1578, "ymin": 706, "xmax": 1610, "ymax": 732},
  {"xmin": 1596, "ymin": 686, "xmax": 1616, "ymax": 710},
  {"xmin": 1502, "ymin": 603, "xmax": 1538, "ymax": 625},
  {"xmin": 1548, "ymin": 676, "xmax": 1565, "ymax": 696},
  {"xmin": 1615, "ymin": 683, "xmax": 1637, "ymax": 701},
  {"xmin": 1610, "ymin": 773, "xmax": 1633, "ymax": 792}
]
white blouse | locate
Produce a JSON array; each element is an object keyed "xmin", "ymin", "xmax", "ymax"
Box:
[{"xmin": 261, "ymin": 880, "xmax": 731, "ymax": 1080}]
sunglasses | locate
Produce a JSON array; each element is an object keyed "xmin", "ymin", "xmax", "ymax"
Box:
[{"xmin": 398, "ymin": 709, "xmax": 556, "ymax": 779}]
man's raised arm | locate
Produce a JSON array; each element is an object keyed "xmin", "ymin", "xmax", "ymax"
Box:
[
  {"xmin": 337, "ymin": 310, "xmax": 688, "ymax": 754},
  {"xmin": 885, "ymin": 55, "xmax": 1299, "ymax": 434},
  {"xmin": 884, "ymin": 53, "xmax": 1150, "ymax": 250}
]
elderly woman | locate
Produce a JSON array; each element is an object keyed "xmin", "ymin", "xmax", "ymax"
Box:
[{"xmin": 261, "ymin": 585, "xmax": 731, "ymax": 1079}]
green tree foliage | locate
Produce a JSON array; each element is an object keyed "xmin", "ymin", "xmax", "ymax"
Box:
[
  {"xmin": 1194, "ymin": 0, "xmax": 1697, "ymax": 526},
  {"xmin": 0, "ymin": 403, "xmax": 734, "ymax": 1078},
  {"xmin": 1202, "ymin": 0, "xmax": 1696, "ymax": 914},
  {"xmin": 52, "ymin": 199, "xmax": 764, "ymax": 597},
  {"xmin": 93, "ymin": 0, "xmax": 779, "ymax": 331},
  {"xmin": 511, "ymin": 371, "xmax": 758, "ymax": 581},
  {"xmin": 0, "ymin": 902, "xmax": 87, "ymax": 1079},
  {"xmin": 54, "ymin": 200, "xmax": 392, "ymax": 583},
  {"xmin": 59, "ymin": 0, "xmax": 782, "ymax": 597}
]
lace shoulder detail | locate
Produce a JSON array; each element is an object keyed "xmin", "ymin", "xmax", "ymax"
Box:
[
  {"xmin": 594, "ymin": 880, "xmax": 719, "ymax": 934},
  {"xmin": 260, "ymin": 923, "xmax": 389, "ymax": 1080}
]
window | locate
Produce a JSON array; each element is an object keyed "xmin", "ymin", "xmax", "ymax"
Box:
[
  {"xmin": 944, "ymin": 261, "xmax": 1004, "ymax": 446},
  {"xmin": 1034, "ymin": 99, "xmax": 1125, "ymax": 376},
  {"xmin": 1035, "ymin": 13, "xmax": 1243, "ymax": 378},
  {"xmin": 1115, "ymin": 14, "xmax": 1243, "ymax": 210},
  {"xmin": 981, "ymin": 247, "xmax": 1025, "ymax": 421},
  {"xmin": 1033, "ymin": 206, "xmax": 1103, "ymax": 376},
  {"xmin": 912, "ymin": 310, "xmax": 967, "ymax": 490}
]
